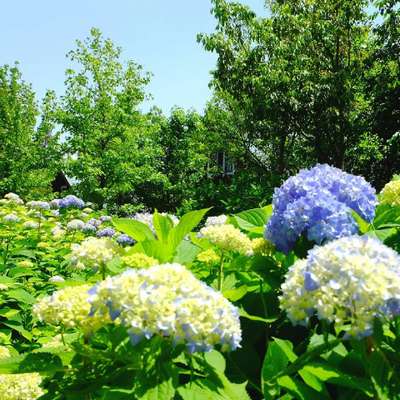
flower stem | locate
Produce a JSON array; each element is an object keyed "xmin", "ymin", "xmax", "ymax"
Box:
[{"xmin": 217, "ymin": 252, "xmax": 224, "ymax": 291}]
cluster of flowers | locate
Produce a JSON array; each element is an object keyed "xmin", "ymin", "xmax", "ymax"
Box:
[
  {"xmin": 51, "ymin": 194, "xmax": 85, "ymax": 209},
  {"xmin": 33, "ymin": 284, "xmax": 108, "ymax": 334},
  {"xmin": 380, "ymin": 178, "xmax": 400, "ymax": 206},
  {"xmin": 70, "ymin": 237, "xmax": 120, "ymax": 271},
  {"xmin": 0, "ymin": 346, "xmax": 44, "ymax": 400},
  {"xmin": 200, "ymin": 224, "xmax": 253, "ymax": 255},
  {"xmin": 265, "ymin": 164, "xmax": 378, "ymax": 253},
  {"xmin": 0, "ymin": 192, "xmax": 134, "ymax": 247},
  {"xmin": 88, "ymin": 263, "xmax": 242, "ymax": 353},
  {"xmin": 280, "ymin": 236, "xmax": 400, "ymax": 337},
  {"xmin": 204, "ymin": 215, "xmax": 228, "ymax": 227}
]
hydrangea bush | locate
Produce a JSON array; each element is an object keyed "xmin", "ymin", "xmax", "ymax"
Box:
[{"xmin": 1, "ymin": 166, "xmax": 400, "ymax": 399}]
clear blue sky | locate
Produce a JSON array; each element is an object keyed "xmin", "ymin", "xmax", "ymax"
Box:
[{"xmin": 1, "ymin": 0, "xmax": 266, "ymax": 114}]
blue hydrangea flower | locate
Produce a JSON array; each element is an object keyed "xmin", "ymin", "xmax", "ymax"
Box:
[
  {"xmin": 116, "ymin": 234, "xmax": 135, "ymax": 246},
  {"xmin": 265, "ymin": 164, "xmax": 377, "ymax": 253},
  {"xmin": 59, "ymin": 195, "xmax": 85, "ymax": 209},
  {"xmin": 87, "ymin": 218, "xmax": 101, "ymax": 228},
  {"xmin": 97, "ymin": 227, "xmax": 115, "ymax": 238},
  {"xmin": 50, "ymin": 199, "xmax": 61, "ymax": 208}
]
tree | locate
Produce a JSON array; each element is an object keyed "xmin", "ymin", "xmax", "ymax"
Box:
[
  {"xmin": 155, "ymin": 107, "xmax": 210, "ymax": 211},
  {"xmin": 198, "ymin": 0, "xmax": 372, "ymax": 180},
  {"xmin": 364, "ymin": 0, "xmax": 400, "ymax": 187},
  {"xmin": 56, "ymin": 28, "xmax": 167, "ymax": 207},
  {"xmin": 0, "ymin": 64, "xmax": 59, "ymax": 197}
]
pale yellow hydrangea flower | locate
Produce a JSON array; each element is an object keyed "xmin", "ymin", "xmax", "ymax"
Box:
[
  {"xmin": 33, "ymin": 284, "xmax": 109, "ymax": 334},
  {"xmin": 17, "ymin": 260, "xmax": 34, "ymax": 268},
  {"xmin": 251, "ymin": 238, "xmax": 275, "ymax": 256},
  {"xmin": 200, "ymin": 224, "xmax": 253, "ymax": 255},
  {"xmin": 0, "ymin": 346, "xmax": 11, "ymax": 359},
  {"xmin": 380, "ymin": 179, "xmax": 400, "ymax": 206},
  {"xmin": 196, "ymin": 248, "xmax": 220, "ymax": 264},
  {"xmin": 0, "ymin": 346, "xmax": 44, "ymax": 400},
  {"xmin": 121, "ymin": 253, "xmax": 158, "ymax": 268}
]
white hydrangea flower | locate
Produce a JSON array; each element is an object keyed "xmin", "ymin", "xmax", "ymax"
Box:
[
  {"xmin": 49, "ymin": 275, "xmax": 65, "ymax": 283},
  {"xmin": 26, "ymin": 201, "xmax": 50, "ymax": 210},
  {"xmin": 70, "ymin": 237, "xmax": 118, "ymax": 271},
  {"xmin": 280, "ymin": 235, "xmax": 400, "ymax": 338},
  {"xmin": 204, "ymin": 215, "xmax": 227, "ymax": 227},
  {"xmin": 66, "ymin": 219, "xmax": 85, "ymax": 231},
  {"xmin": 4, "ymin": 193, "xmax": 23, "ymax": 205},
  {"xmin": 23, "ymin": 220, "xmax": 39, "ymax": 229},
  {"xmin": 2, "ymin": 213, "xmax": 20, "ymax": 223},
  {"xmin": 88, "ymin": 263, "xmax": 242, "ymax": 353}
]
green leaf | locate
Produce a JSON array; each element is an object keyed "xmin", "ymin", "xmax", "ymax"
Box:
[
  {"xmin": 205, "ymin": 350, "xmax": 226, "ymax": 373},
  {"xmin": 100, "ymin": 389, "xmax": 135, "ymax": 400},
  {"xmin": 301, "ymin": 362, "xmax": 374, "ymax": 396},
  {"xmin": 223, "ymin": 285, "xmax": 248, "ymax": 301},
  {"xmin": 234, "ymin": 207, "xmax": 270, "ymax": 231},
  {"xmin": 373, "ymin": 205, "xmax": 400, "ymax": 228},
  {"xmin": 6, "ymin": 288, "xmax": 36, "ymax": 305},
  {"xmin": 8, "ymin": 268, "xmax": 36, "ymax": 278},
  {"xmin": 153, "ymin": 211, "xmax": 173, "ymax": 243},
  {"xmin": 368, "ymin": 228, "xmax": 397, "ymax": 242},
  {"xmin": 140, "ymin": 240, "xmax": 172, "ymax": 263},
  {"xmin": 177, "ymin": 382, "xmax": 227, "ymax": 400},
  {"xmin": 173, "ymin": 240, "xmax": 201, "ymax": 265},
  {"xmin": 277, "ymin": 375, "xmax": 327, "ymax": 400},
  {"xmin": 262, "ymin": 338, "xmax": 297, "ymax": 397},
  {"xmin": 168, "ymin": 208, "xmax": 210, "ymax": 251},
  {"xmin": 0, "ymin": 352, "xmax": 64, "ymax": 374},
  {"xmin": 351, "ymin": 211, "xmax": 370, "ymax": 233},
  {"xmin": 113, "ymin": 217, "xmax": 155, "ymax": 242},
  {"xmin": 2, "ymin": 321, "xmax": 32, "ymax": 341},
  {"xmin": 138, "ymin": 379, "xmax": 175, "ymax": 400}
]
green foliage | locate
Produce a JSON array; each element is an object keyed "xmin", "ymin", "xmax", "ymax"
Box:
[
  {"xmin": 0, "ymin": 64, "xmax": 61, "ymax": 198},
  {"xmin": 54, "ymin": 28, "xmax": 167, "ymax": 207}
]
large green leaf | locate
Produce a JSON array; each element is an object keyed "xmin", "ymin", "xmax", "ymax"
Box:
[
  {"xmin": 0, "ymin": 352, "xmax": 64, "ymax": 374},
  {"xmin": 153, "ymin": 211, "xmax": 173, "ymax": 243},
  {"xmin": 168, "ymin": 208, "xmax": 210, "ymax": 251},
  {"xmin": 277, "ymin": 375, "xmax": 327, "ymax": 400},
  {"xmin": 6, "ymin": 288, "xmax": 36, "ymax": 305},
  {"xmin": 173, "ymin": 240, "xmax": 202, "ymax": 265},
  {"xmin": 140, "ymin": 240, "xmax": 172, "ymax": 263},
  {"xmin": 262, "ymin": 338, "xmax": 297, "ymax": 398},
  {"xmin": 113, "ymin": 218, "xmax": 155, "ymax": 241},
  {"xmin": 138, "ymin": 379, "xmax": 175, "ymax": 400},
  {"xmin": 301, "ymin": 362, "xmax": 374, "ymax": 396},
  {"xmin": 234, "ymin": 206, "xmax": 271, "ymax": 231}
]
